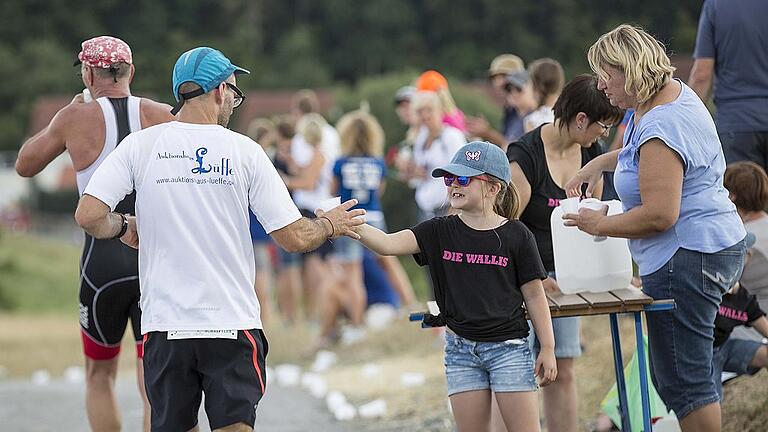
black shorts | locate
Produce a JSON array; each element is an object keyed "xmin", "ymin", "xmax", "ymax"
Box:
[
  {"xmin": 720, "ymin": 131, "xmax": 768, "ymax": 170},
  {"xmin": 143, "ymin": 329, "xmax": 269, "ymax": 431},
  {"xmin": 79, "ymin": 234, "xmax": 141, "ymax": 360}
]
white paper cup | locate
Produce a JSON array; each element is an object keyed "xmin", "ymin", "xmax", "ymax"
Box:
[
  {"xmin": 318, "ymin": 196, "xmax": 341, "ymax": 213},
  {"xmin": 560, "ymin": 197, "xmax": 580, "ymax": 215}
]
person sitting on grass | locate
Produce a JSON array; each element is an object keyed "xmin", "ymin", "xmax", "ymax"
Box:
[
  {"xmin": 332, "ymin": 141, "xmax": 557, "ymax": 432},
  {"xmin": 712, "ymin": 232, "xmax": 768, "ymax": 399}
]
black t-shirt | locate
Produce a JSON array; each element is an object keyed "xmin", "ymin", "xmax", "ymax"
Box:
[
  {"xmin": 411, "ymin": 215, "xmax": 547, "ymax": 342},
  {"xmin": 506, "ymin": 125, "xmax": 603, "ymax": 272},
  {"xmin": 714, "ymin": 284, "xmax": 766, "ymax": 347}
]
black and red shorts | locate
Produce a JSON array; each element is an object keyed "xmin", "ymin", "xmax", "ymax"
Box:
[
  {"xmin": 79, "ymin": 234, "xmax": 142, "ymax": 360},
  {"xmin": 142, "ymin": 329, "xmax": 269, "ymax": 431}
]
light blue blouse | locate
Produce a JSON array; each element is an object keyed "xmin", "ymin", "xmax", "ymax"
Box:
[{"xmin": 613, "ymin": 81, "xmax": 745, "ymax": 276}]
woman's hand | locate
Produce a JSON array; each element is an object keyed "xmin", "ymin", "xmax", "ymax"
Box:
[
  {"xmin": 562, "ymin": 205, "xmax": 609, "ymax": 236},
  {"xmin": 564, "ymin": 159, "xmax": 604, "ymax": 198},
  {"xmin": 535, "ymin": 347, "xmax": 558, "ymax": 386}
]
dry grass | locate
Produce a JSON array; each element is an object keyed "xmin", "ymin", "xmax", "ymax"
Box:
[{"xmin": 1, "ymin": 313, "xmax": 765, "ymax": 432}]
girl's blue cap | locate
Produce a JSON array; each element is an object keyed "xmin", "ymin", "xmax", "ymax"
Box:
[{"xmin": 432, "ymin": 141, "xmax": 511, "ymax": 183}]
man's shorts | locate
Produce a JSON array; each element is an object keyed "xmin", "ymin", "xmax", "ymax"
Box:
[
  {"xmin": 79, "ymin": 234, "xmax": 142, "ymax": 360},
  {"xmin": 143, "ymin": 329, "xmax": 269, "ymax": 431},
  {"xmin": 720, "ymin": 131, "xmax": 768, "ymax": 170}
]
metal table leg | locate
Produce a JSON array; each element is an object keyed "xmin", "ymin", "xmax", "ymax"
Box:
[
  {"xmin": 610, "ymin": 313, "xmax": 631, "ymax": 431},
  {"xmin": 634, "ymin": 312, "xmax": 652, "ymax": 432}
]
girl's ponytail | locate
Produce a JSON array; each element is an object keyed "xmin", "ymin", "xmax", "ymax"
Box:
[{"xmin": 493, "ymin": 180, "xmax": 520, "ymax": 220}]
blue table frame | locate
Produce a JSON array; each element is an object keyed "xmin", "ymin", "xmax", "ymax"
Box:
[{"xmin": 411, "ymin": 299, "xmax": 676, "ymax": 432}]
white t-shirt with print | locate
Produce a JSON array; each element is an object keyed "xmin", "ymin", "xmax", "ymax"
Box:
[
  {"xmin": 413, "ymin": 125, "xmax": 466, "ymax": 212},
  {"xmin": 84, "ymin": 121, "xmax": 302, "ymax": 333}
]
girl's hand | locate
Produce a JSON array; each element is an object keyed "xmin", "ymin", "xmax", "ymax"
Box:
[
  {"xmin": 562, "ymin": 205, "xmax": 609, "ymax": 236},
  {"xmin": 564, "ymin": 159, "xmax": 603, "ymax": 198},
  {"xmin": 535, "ymin": 348, "xmax": 557, "ymax": 386}
]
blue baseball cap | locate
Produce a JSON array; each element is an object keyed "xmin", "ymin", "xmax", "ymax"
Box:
[
  {"xmin": 171, "ymin": 47, "xmax": 249, "ymax": 114},
  {"xmin": 432, "ymin": 141, "xmax": 511, "ymax": 183}
]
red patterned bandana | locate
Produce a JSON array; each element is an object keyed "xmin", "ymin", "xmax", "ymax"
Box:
[{"xmin": 76, "ymin": 36, "xmax": 132, "ymax": 68}]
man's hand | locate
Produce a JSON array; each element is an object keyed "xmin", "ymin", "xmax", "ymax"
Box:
[
  {"xmin": 315, "ymin": 199, "xmax": 366, "ymax": 239},
  {"xmin": 120, "ymin": 215, "xmax": 139, "ymax": 249}
]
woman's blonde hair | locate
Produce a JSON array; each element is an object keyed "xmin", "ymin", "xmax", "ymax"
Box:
[
  {"xmin": 336, "ymin": 110, "xmax": 385, "ymax": 157},
  {"xmin": 297, "ymin": 112, "xmax": 327, "ymax": 147},
  {"xmin": 410, "ymin": 91, "xmax": 443, "ymax": 119},
  {"xmin": 587, "ymin": 24, "xmax": 676, "ymax": 104}
]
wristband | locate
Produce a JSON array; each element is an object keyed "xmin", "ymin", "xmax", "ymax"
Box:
[
  {"xmin": 319, "ymin": 216, "xmax": 335, "ymax": 237},
  {"xmin": 111, "ymin": 213, "xmax": 128, "ymax": 239}
]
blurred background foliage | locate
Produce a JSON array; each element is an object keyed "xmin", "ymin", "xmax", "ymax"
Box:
[{"xmin": 1, "ymin": 0, "xmax": 703, "ymax": 152}]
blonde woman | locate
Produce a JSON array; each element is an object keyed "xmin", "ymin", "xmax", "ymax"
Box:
[
  {"xmin": 285, "ymin": 113, "xmax": 337, "ymax": 320},
  {"xmin": 416, "ymin": 70, "xmax": 467, "ymax": 133},
  {"xmin": 401, "ymin": 91, "xmax": 466, "ymax": 221},
  {"xmin": 564, "ymin": 25, "xmax": 746, "ymax": 432}
]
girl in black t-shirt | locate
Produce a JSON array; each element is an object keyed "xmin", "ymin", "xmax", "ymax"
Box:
[
  {"xmin": 507, "ymin": 74, "xmax": 624, "ymax": 432},
  {"xmin": 345, "ymin": 141, "xmax": 556, "ymax": 432}
]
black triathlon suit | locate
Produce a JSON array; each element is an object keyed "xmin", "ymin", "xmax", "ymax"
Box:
[{"xmin": 78, "ymin": 96, "xmax": 142, "ymax": 359}]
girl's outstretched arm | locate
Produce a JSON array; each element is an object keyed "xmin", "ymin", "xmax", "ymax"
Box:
[
  {"xmin": 356, "ymin": 223, "xmax": 420, "ymax": 256},
  {"xmin": 521, "ymin": 279, "xmax": 557, "ymax": 386}
]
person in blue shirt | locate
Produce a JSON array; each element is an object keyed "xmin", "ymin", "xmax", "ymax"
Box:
[
  {"xmin": 689, "ymin": 0, "xmax": 768, "ymax": 170},
  {"xmin": 314, "ymin": 110, "xmax": 415, "ymax": 346},
  {"xmin": 566, "ymin": 25, "xmax": 746, "ymax": 431}
]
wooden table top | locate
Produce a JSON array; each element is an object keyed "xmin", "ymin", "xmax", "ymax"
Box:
[{"xmin": 541, "ymin": 288, "xmax": 673, "ymax": 318}]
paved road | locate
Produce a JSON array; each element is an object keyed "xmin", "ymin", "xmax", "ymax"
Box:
[{"xmin": 0, "ymin": 378, "xmax": 358, "ymax": 431}]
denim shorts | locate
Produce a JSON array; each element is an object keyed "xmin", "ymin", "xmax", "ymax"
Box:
[
  {"xmin": 642, "ymin": 240, "xmax": 746, "ymax": 419},
  {"xmin": 333, "ymin": 217, "xmax": 386, "ymax": 263},
  {"xmin": 444, "ymin": 331, "xmax": 538, "ymax": 396},
  {"xmin": 528, "ymin": 272, "xmax": 582, "ymax": 358},
  {"xmin": 712, "ymin": 337, "xmax": 764, "ymax": 399}
]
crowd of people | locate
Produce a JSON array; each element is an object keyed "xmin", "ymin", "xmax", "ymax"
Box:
[{"xmin": 12, "ymin": 0, "xmax": 768, "ymax": 429}]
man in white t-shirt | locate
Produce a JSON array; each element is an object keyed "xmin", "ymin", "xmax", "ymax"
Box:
[{"xmin": 74, "ymin": 47, "xmax": 363, "ymax": 432}]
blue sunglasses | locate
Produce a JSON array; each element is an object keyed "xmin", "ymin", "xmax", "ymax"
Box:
[{"xmin": 443, "ymin": 174, "xmax": 490, "ymax": 187}]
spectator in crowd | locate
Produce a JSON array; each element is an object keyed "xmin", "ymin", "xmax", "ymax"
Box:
[
  {"xmin": 508, "ymin": 74, "xmax": 623, "ymax": 432},
  {"xmin": 566, "ymin": 24, "xmax": 746, "ymax": 432},
  {"xmin": 711, "ymin": 232, "xmax": 768, "ymax": 399},
  {"xmin": 272, "ymin": 120, "xmax": 304, "ymax": 324},
  {"xmin": 399, "ymin": 91, "xmax": 466, "ymax": 221},
  {"xmin": 467, "ymin": 54, "xmax": 527, "ymax": 148},
  {"xmin": 394, "ymin": 85, "xmax": 417, "ymax": 130},
  {"xmin": 689, "ymin": 0, "xmax": 768, "ymax": 169},
  {"xmin": 246, "ymin": 118, "xmax": 278, "ymax": 323},
  {"xmin": 284, "ymin": 113, "xmax": 338, "ymax": 321},
  {"xmin": 523, "ymin": 58, "xmax": 565, "ymax": 133},
  {"xmin": 416, "ymin": 70, "xmax": 467, "ymax": 133},
  {"xmin": 724, "ymin": 162, "xmax": 768, "ymax": 341}
]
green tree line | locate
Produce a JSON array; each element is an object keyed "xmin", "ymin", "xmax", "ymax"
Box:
[{"xmin": 0, "ymin": 0, "xmax": 702, "ymax": 152}]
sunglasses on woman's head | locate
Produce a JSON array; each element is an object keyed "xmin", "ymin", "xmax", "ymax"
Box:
[{"xmin": 443, "ymin": 174, "xmax": 491, "ymax": 187}]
